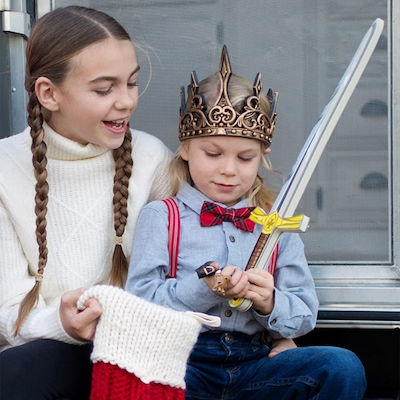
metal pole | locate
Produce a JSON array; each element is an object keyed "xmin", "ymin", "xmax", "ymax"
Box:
[{"xmin": 0, "ymin": 0, "xmax": 30, "ymax": 136}]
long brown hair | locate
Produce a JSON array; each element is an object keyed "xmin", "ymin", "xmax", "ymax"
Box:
[{"xmin": 15, "ymin": 6, "xmax": 134, "ymax": 334}]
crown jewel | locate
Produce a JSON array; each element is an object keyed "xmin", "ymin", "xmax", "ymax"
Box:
[{"xmin": 179, "ymin": 46, "xmax": 278, "ymax": 147}]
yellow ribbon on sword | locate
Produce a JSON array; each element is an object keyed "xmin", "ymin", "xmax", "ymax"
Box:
[{"xmin": 249, "ymin": 208, "xmax": 309, "ymax": 235}]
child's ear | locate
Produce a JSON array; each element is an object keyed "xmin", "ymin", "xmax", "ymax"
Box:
[
  {"xmin": 34, "ymin": 77, "xmax": 60, "ymax": 112},
  {"xmin": 263, "ymin": 146, "xmax": 271, "ymax": 155},
  {"xmin": 179, "ymin": 142, "xmax": 190, "ymax": 161}
]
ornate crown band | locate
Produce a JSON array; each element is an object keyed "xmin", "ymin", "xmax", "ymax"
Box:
[{"xmin": 179, "ymin": 45, "xmax": 278, "ymax": 147}]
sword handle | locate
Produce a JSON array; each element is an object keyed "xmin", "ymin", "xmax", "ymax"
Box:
[
  {"xmin": 230, "ymin": 212, "xmax": 308, "ymax": 311},
  {"xmin": 229, "ymin": 234, "xmax": 269, "ymax": 310},
  {"xmin": 228, "ymin": 297, "xmax": 253, "ymax": 311},
  {"xmin": 245, "ymin": 233, "xmax": 269, "ymax": 271}
]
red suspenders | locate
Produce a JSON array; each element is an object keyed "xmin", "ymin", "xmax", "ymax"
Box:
[
  {"xmin": 268, "ymin": 242, "xmax": 279, "ymax": 276},
  {"xmin": 162, "ymin": 198, "xmax": 180, "ymax": 279},
  {"xmin": 162, "ymin": 198, "xmax": 279, "ymax": 278}
]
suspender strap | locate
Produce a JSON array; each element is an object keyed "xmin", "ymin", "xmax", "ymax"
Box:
[
  {"xmin": 268, "ymin": 244, "xmax": 279, "ymax": 276},
  {"xmin": 162, "ymin": 198, "xmax": 180, "ymax": 279}
]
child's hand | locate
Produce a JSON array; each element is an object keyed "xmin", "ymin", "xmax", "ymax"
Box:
[
  {"xmin": 245, "ymin": 268, "xmax": 274, "ymax": 315},
  {"xmin": 268, "ymin": 338, "xmax": 297, "ymax": 358},
  {"xmin": 203, "ymin": 262, "xmax": 223, "ymax": 294},
  {"xmin": 203, "ymin": 264, "xmax": 249, "ymax": 299},
  {"xmin": 222, "ymin": 265, "xmax": 249, "ymax": 299}
]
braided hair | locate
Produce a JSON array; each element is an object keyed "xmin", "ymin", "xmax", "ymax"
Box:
[
  {"xmin": 15, "ymin": 6, "xmax": 134, "ymax": 334},
  {"xmin": 111, "ymin": 129, "xmax": 133, "ymax": 287}
]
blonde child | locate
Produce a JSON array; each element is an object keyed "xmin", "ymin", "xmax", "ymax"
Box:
[
  {"xmin": 0, "ymin": 6, "xmax": 171, "ymax": 399},
  {"xmin": 126, "ymin": 47, "xmax": 366, "ymax": 399}
]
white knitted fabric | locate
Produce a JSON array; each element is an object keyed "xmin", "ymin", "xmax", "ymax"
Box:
[
  {"xmin": 77, "ymin": 285, "xmax": 219, "ymax": 389},
  {"xmin": 0, "ymin": 124, "xmax": 171, "ymax": 350}
]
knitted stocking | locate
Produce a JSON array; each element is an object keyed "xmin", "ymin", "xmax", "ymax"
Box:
[{"xmin": 77, "ymin": 285, "xmax": 220, "ymax": 400}]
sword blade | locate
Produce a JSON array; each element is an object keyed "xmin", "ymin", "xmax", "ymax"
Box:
[
  {"xmin": 230, "ymin": 18, "xmax": 384, "ymax": 312},
  {"xmin": 274, "ymin": 18, "xmax": 384, "ymax": 217},
  {"xmin": 255, "ymin": 18, "xmax": 384, "ymax": 271}
]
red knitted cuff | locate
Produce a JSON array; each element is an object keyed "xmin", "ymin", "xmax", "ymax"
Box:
[{"xmin": 90, "ymin": 361, "xmax": 185, "ymax": 400}]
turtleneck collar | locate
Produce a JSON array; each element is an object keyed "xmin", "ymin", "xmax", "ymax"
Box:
[{"xmin": 42, "ymin": 122, "xmax": 110, "ymax": 161}]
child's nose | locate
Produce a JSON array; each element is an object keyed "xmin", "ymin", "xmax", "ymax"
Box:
[{"xmin": 220, "ymin": 158, "xmax": 237, "ymax": 175}]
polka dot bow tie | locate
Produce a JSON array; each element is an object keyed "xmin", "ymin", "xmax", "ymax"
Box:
[{"xmin": 200, "ymin": 201, "xmax": 255, "ymax": 232}]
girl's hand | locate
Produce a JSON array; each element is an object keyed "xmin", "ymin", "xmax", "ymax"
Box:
[
  {"xmin": 59, "ymin": 288, "xmax": 102, "ymax": 341},
  {"xmin": 245, "ymin": 269, "xmax": 274, "ymax": 315}
]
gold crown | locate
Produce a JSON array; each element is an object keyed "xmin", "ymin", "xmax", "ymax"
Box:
[{"xmin": 179, "ymin": 45, "xmax": 278, "ymax": 147}]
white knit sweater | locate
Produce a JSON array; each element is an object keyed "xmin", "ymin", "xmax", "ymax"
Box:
[{"xmin": 0, "ymin": 124, "xmax": 172, "ymax": 350}]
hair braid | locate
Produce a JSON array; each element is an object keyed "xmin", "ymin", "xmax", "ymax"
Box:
[
  {"xmin": 110, "ymin": 127, "xmax": 133, "ymax": 287},
  {"xmin": 14, "ymin": 90, "xmax": 49, "ymax": 334}
]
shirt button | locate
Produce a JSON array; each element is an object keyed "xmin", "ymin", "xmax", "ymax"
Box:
[
  {"xmin": 270, "ymin": 318, "xmax": 277, "ymax": 325},
  {"xmin": 224, "ymin": 309, "xmax": 232, "ymax": 317},
  {"xmin": 229, "ymin": 235, "xmax": 235, "ymax": 242},
  {"xmin": 224, "ymin": 334, "xmax": 234, "ymax": 344}
]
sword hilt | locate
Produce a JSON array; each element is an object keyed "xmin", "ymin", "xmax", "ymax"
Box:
[
  {"xmin": 228, "ymin": 297, "xmax": 252, "ymax": 311},
  {"xmin": 229, "ymin": 209, "xmax": 309, "ymax": 311}
]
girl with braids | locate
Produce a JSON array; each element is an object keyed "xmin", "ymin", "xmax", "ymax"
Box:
[{"xmin": 0, "ymin": 6, "xmax": 171, "ymax": 399}]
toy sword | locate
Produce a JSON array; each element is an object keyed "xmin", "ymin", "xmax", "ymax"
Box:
[{"xmin": 229, "ymin": 17, "xmax": 384, "ymax": 312}]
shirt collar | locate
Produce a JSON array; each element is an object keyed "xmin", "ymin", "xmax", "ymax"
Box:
[{"xmin": 176, "ymin": 182, "xmax": 251, "ymax": 215}]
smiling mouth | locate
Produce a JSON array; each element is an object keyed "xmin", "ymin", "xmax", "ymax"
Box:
[{"xmin": 104, "ymin": 120, "xmax": 125, "ymax": 129}]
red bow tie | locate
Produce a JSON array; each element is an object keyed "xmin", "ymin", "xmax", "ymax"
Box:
[{"xmin": 200, "ymin": 201, "xmax": 255, "ymax": 232}]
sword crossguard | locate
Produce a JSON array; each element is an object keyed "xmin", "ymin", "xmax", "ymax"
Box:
[{"xmin": 249, "ymin": 208, "xmax": 310, "ymax": 235}]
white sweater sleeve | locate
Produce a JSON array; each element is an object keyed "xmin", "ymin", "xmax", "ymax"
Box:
[
  {"xmin": 0, "ymin": 200, "xmax": 81, "ymax": 349},
  {"xmin": 142, "ymin": 133, "xmax": 173, "ymax": 201}
]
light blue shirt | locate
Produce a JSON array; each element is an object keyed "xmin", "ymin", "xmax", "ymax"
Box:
[{"xmin": 126, "ymin": 183, "xmax": 318, "ymax": 338}]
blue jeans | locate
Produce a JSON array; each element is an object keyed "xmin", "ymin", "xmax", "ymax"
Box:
[{"xmin": 185, "ymin": 331, "xmax": 366, "ymax": 400}]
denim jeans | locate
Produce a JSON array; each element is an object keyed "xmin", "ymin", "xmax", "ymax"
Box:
[{"xmin": 185, "ymin": 331, "xmax": 366, "ymax": 400}]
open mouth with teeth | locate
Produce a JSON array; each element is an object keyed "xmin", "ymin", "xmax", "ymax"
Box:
[{"xmin": 103, "ymin": 120, "xmax": 127, "ymax": 134}]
